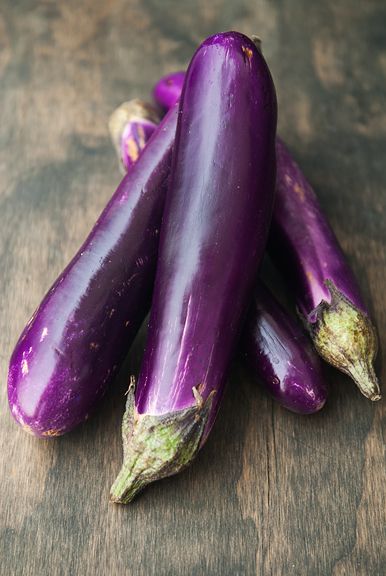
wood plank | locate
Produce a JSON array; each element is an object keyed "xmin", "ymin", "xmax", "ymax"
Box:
[{"xmin": 0, "ymin": 1, "xmax": 385, "ymax": 574}]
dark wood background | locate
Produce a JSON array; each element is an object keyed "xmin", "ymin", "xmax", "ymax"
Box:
[{"xmin": 0, "ymin": 1, "xmax": 385, "ymax": 575}]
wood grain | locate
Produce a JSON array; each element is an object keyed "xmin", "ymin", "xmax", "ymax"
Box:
[{"xmin": 0, "ymin": 1, "xmax": 385, "ymax": 575}]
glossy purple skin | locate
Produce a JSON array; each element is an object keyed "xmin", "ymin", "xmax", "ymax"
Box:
[
  {"xmin": 116, "ymin": 117, "xmax": 327, "ymax": 415},
  {"xmin": 152, "ymin": 71, "xmax": 185, "ymax": 111},
  {"xmin": 271, "ymin": 138, "xmax": 367, "ymax": 322},
  {"xmin": 135, "ymin": 32, "xmax": 277, "ymax": 437},
  {"xmin": 120, "ymin": 119, "xmax": 157, "ymax": 171},
  {"xmin": 152, "ymin": 72, "xmax": 330, "ymax": 414},
  {"xmin": 7, "ymin": 106, "xmax": 178, "ymax": 437},
  {"xmin": 153, "ymin": 72, "xmax": 367, "ymax": 318},
  {"xmin": 244, "ymin": 283, "xmax": 327, "ymax": 414}
]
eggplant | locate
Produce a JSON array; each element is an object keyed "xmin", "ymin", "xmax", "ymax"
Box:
[
  {"xmin": 7, "ymin": 105, "xmax": 178, "ymax": 437},
  {"xmin": 244, "ymin": 282, "xmax": 327, "ymax": 413},
  {"xmin": 110, "ymin": 31, "xmax": 277, "ymax": 503},
  {"xmin": 153, "ymin": 71, "xmax": 380, "ymax": 401},
  {"xmin": 270, "ymin": 139, "xmax": 380, "ymax": 400},
  {"xmin": 153, "ymin": 71, "xmax": 185, "ymax": 111},
  {"xmin": 113, "ymin": 111, "xmax": 329, "ymax": 415},
  {"xmin": 108, "ymin": 99, "xmax": 159, "ymax": 172}
]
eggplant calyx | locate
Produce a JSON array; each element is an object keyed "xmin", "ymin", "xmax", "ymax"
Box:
[
  {"xmin": 110, "ymin": 384, "xmax": 215, "ymax": 504},
  {"xmin": 305, "ymin": 280, "xmax": 381, "ymax": 401}
]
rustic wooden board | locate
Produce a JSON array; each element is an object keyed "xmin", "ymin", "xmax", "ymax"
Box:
[{"xmin": 0, "ymin": 1, "xmax": 385, "ymax": 575}]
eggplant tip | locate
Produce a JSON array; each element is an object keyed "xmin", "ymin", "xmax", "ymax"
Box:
[
  {"xmin": 109, "ymin": 386, "xmax": 215, "ymax": 503},
  {"xmin": 348, "ymin": 362, "xmax": 381, "ymax": 401},
  {"xmin": 307, "ymin": 281, "xmax": 380, "ymax": 401}
]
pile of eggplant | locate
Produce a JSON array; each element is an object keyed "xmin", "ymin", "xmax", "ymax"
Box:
[{"xmin": 8, "ymin": 32, "xmax": 380, "ymax": 503}]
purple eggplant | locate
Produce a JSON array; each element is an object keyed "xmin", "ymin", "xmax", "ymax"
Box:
[
  {"xmin": 270, "ymin": 139, "xmax": 380, "ymax": 400},
  {"xmin": 7, "ymin": 105, "xmax": 178, "ymax": 437},
  {"xmin": 153, "ymin": 71, "xmax": 380, "ymax": 401},
  {"xmin": 114, "ymin": 112, "xmax": 329, "ymax": 416},
  {"xmin": 110, "ymin": 31, "xmax": 277, "ymax": 503},
  {"xmin": 108, "ymin": 99, "xmax": 159, "ymax": 172},
  {"xmin": 244, "ymin": 282, "xmax": 327, "ymax": 413},
  {"xmin": 153, "ymin": 71, "xmax": 185, "ymax": 111},
  {"xmin": 113, "ymin": 109, "xmax": 328, "ymax": 415}
]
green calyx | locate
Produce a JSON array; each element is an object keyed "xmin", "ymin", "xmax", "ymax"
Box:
[
  {"xmin": 110, "ymin": 380, "xmax": 215, "ymax": 504},
  {"xmin": 307, "ymin": 280, "xmax": 381, "ymax": 401}
]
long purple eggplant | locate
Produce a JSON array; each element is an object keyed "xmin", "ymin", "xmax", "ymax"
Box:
[
  {"xmin": 110, "ymin": 31, "xmax": 277, "ymax": 503},
  {"xmin": 112, "ymin": 108, "xmax": 328, "ymax": 415},
  {"xmin": 244, "ymin": 283, "xmax": 327, "ymax": 413},
  {"xmin": 7, "ymin": 105, "xmax": 178, "ymax": 437},
  {"xmin": 108, "ymin": 99, "xmax": 159, "ymax": 172},
  {"xmin": 153, "ymin": 71, "xmax": 380, "ymax": 401},
  {"xmin": 271, "ymin": 139, "xmax": 380, "ymax": 400}
]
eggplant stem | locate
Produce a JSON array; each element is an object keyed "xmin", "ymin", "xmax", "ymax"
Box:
[
  {"xmin": 306, "ymin": 280, "xmax": 381, "ymax": 401},
  {"xmin": 108, "ymin": 99, "xmax": 160, "ymax": 173},
  {"xmin": 348, "ymin": 361, "xmax": 381, "ymax": 402},
  {"xmin": 110, "ymin": 386, "xmax": 215, "ymax": 504}
]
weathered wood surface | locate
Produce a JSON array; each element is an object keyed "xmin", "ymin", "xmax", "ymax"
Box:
[{"xmin": 0, "ymin": 1, "xmax": 385, "ymax": 575}]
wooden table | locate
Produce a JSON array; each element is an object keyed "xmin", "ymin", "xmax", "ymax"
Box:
[{"xmin": 0, "ymin": 1, "xmax": 385, "ymax": 575}]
